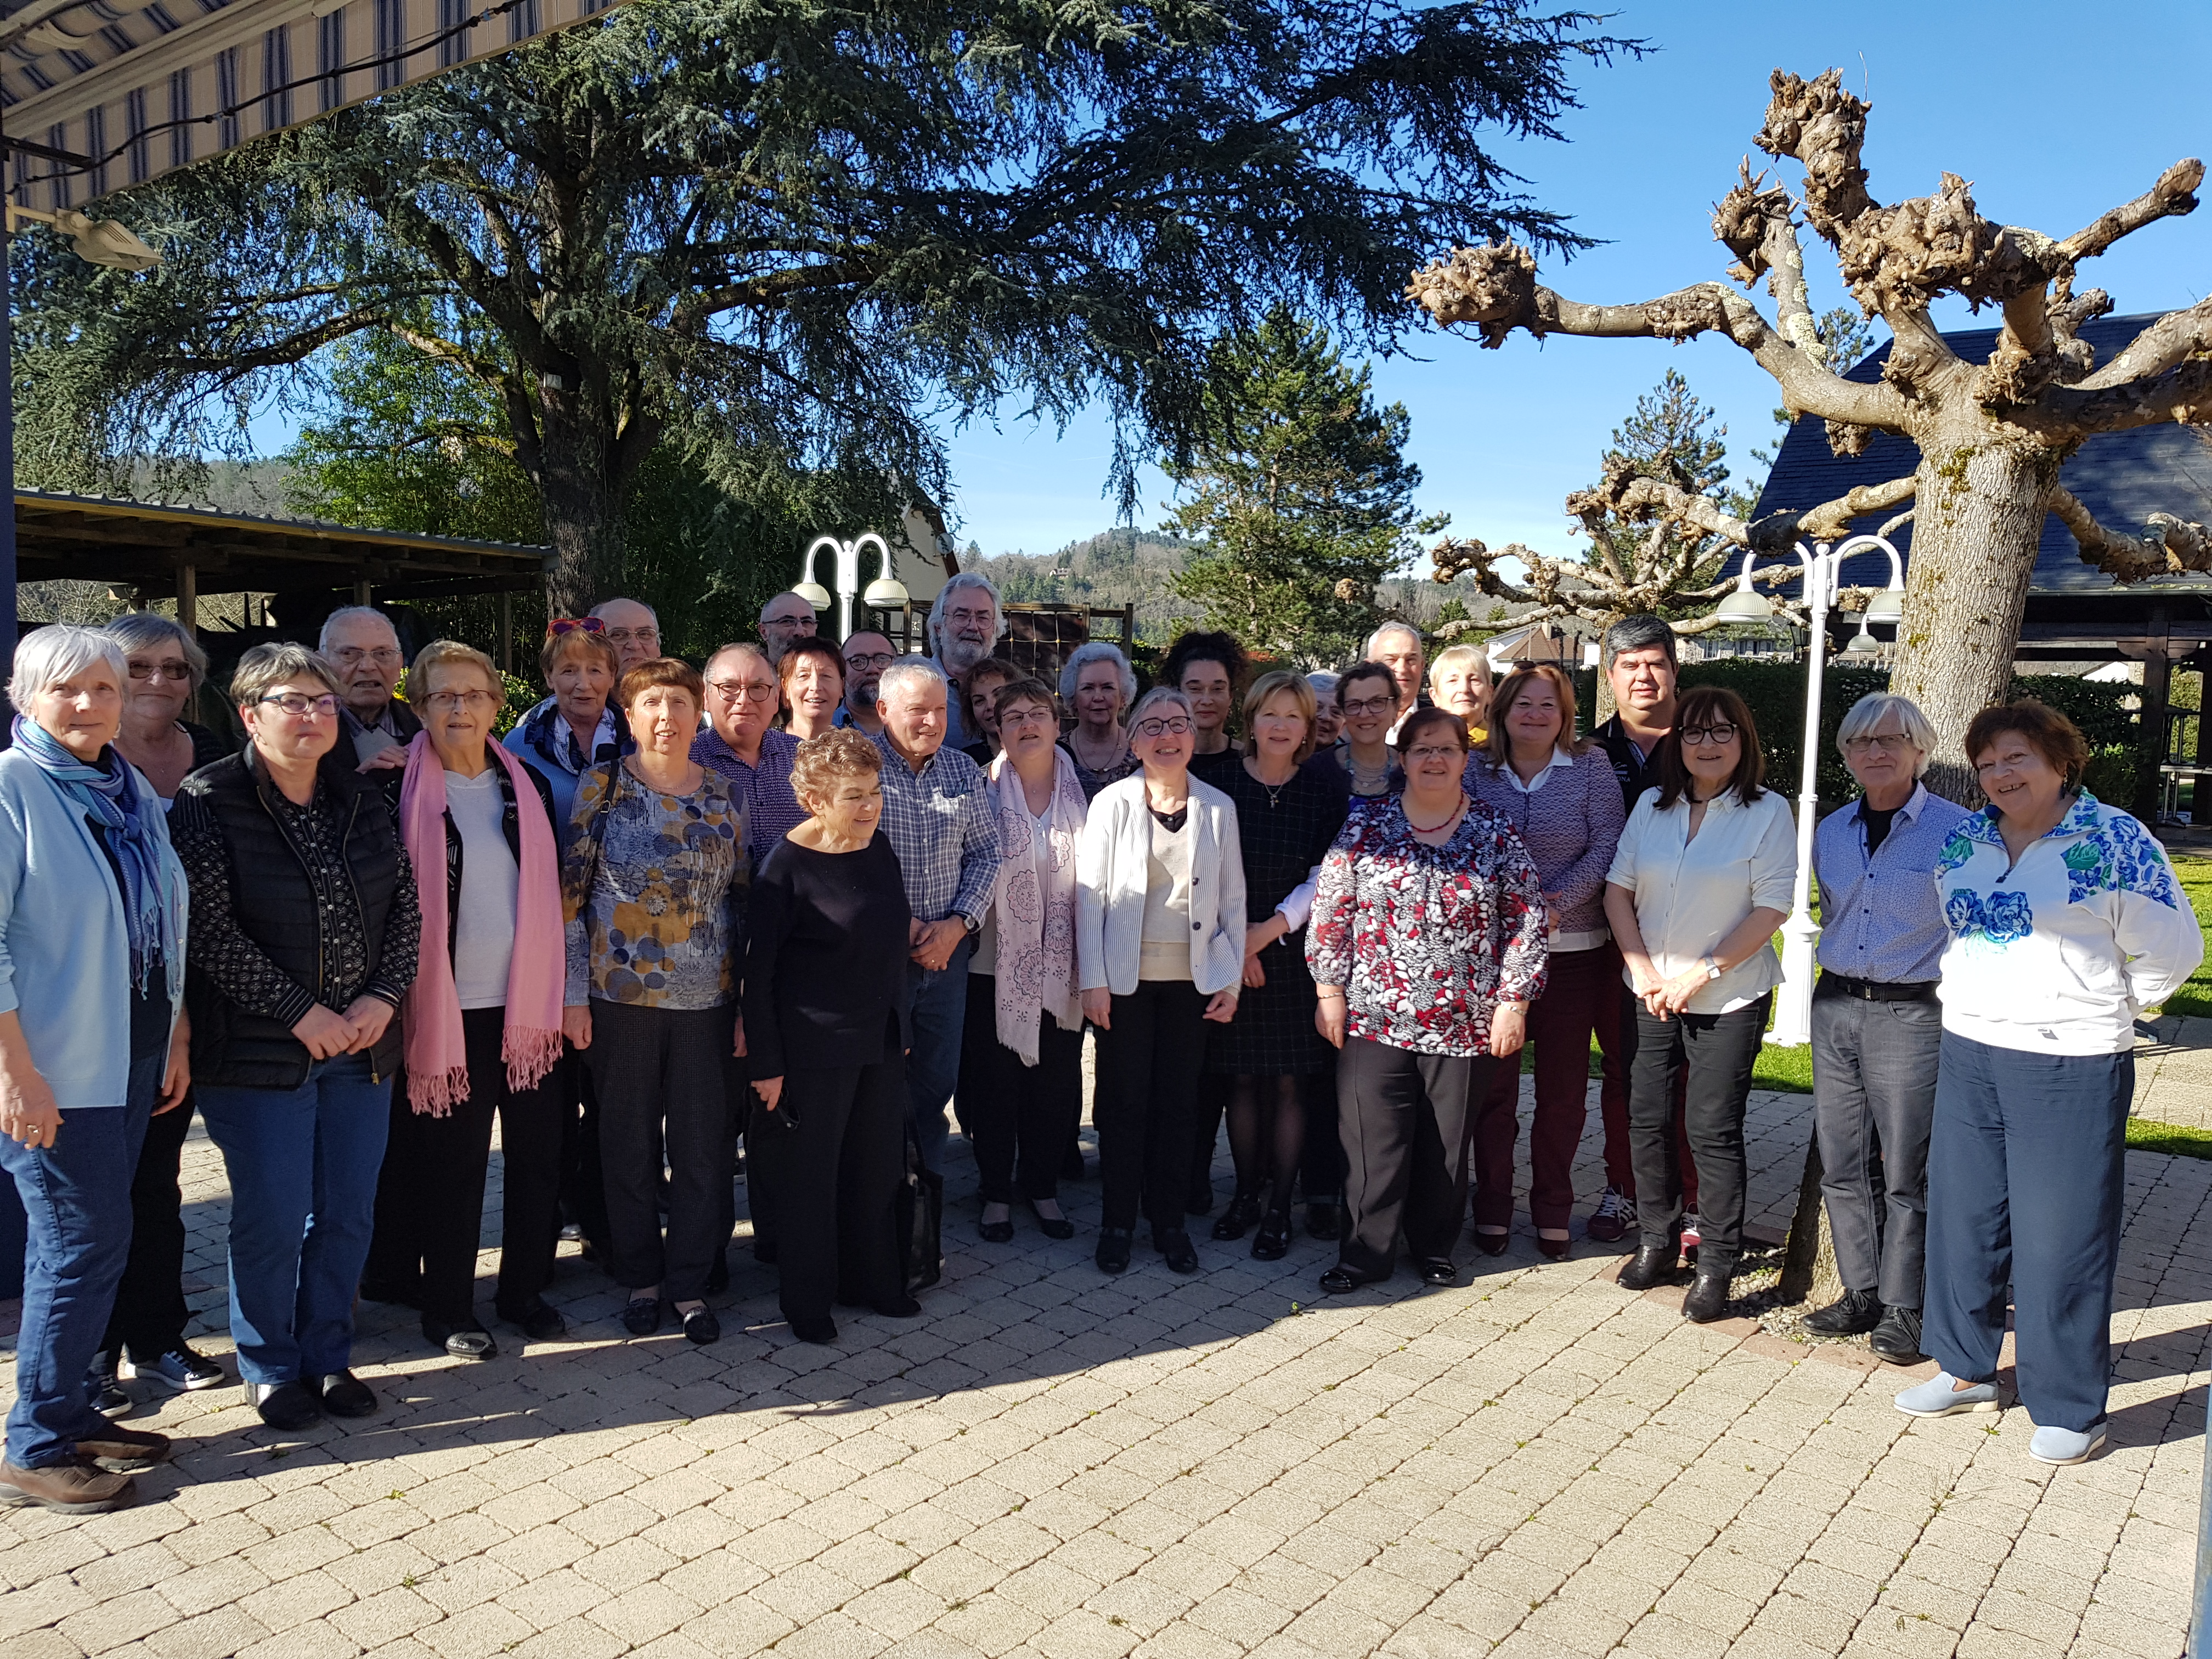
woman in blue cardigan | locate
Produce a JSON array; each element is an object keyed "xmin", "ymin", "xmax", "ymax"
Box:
[{"xmin": 0, "ymin": 626, "xmax": 190, "ymax": 1514}]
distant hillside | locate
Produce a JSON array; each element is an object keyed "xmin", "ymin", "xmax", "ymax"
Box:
[{"xmin": 968, "ymin": 529, "xmax": 1196, "ymax": 644}]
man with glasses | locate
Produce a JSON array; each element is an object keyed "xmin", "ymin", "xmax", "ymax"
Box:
[
  {"xmin": 835, "ymin": 632, "xmax": 897, "ymax": 736},
  {"xmin": 319, "ymin": 606, "xmax": 421, "ymax": 765},
  {"xmin": 924, "ymin": 572, "xmax": 1005, "ymax": 752},
  {"xmin": 1805, "ymin": 693, "xmax": 1968, "ymax": 1366},
  {"xmin": 757, "ymin": 592, "xmax": 821, "ymax": 664},
  {"xmin": 588, "ymin": 597, "xmax": 663, "ymax": 677},
  {"xmin": 692, "ymin": 644, "xmax": 804, "ymax": 865}
]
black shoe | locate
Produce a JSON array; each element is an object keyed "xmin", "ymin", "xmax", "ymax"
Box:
[
  {"xmin": 1096, "ymin": 1227, "xmax": 1133, "ymax": 1274},
  {"xmin": 620, "ymin": 1297, "xmax": 662, "ymax": 1336},
  {"xmin": 499, "ymin": 1301, "xmax": 568, "ymax": 1341},
  {"xmin": 1681, "ymin": 1263, "xmax": 1735, "ymax": 1324},
  {"xmin": 358, "ymin": 1278, "xmax": 422, "ymax": 1310},
  {"xmin": 1154, "ymin": 1228, "xmax": 1200, "ymax": 1274},
  {"xmin": 421, "ymin": 1321, "xmax": 497, "ymax": 1361},
  {"xmin": 75, "ymin": 1423, "xmax": 173, "ymax": 1471},
  {"xmin": 313, "ymin": 1372, "xmax": 378, "ymax": 1419},
  {"xmin": 791, "ymin": 1317, "xmax": 839, "ymax": 1345},
  {"xmin": 1319, "ymin": 1266, "xmax": 1368, "ymax": 1295},
  {"xmin": 680, "ymin": 1307, "xmax": 721, "ymax": 1346},
  {"xmin": 1869, "ymin": 1305, "xmax": 1927, "ymax": 1365},
  {"xmin": 247, "ymin": 1380, "xmax": 321, "ymax": 1432},
  {"xmin": 872, "ymin": 1296, "xmax": 923, "ymax": 1319},
  {"xmin": 1418, "ymin": 1257, "xmax": 1457, "ymax": 1286},
  {"xmin": 1616, "ymin": 1240, "xmax": 1680, "ymax": 1292},
  {"xmin": 706, "ymin": 1252, "xmax": 730, "ymax": 1295},
  {"xmin": 1804, "ymin": 1288, "xmax": 1883, "ymax": 1336},
  {"xmin": 1472, "ymin": 1228, "xmax": 1510, "ymax": 1257},
  {"xmin": 1211, "ymin": 1193, "xmax": 1262, "ymax": 1242},
  {"xmin": 978, "ymin": 1211, "xmax": 1015, "ymax": 1244},
  {"xmin": 1025, "ymin": 1200, "xmax": 1075, "ymax": 1241},
  {"xmin": 1251, "ymin": 1213, "xmax": 1291, "ymax": 1261}
]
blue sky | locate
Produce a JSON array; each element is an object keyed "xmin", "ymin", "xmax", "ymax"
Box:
[{"xmin": 943, "ymin": 0, "xmax": 2212, "ymax": 568}]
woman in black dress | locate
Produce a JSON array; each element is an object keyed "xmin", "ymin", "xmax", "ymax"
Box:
[
  {"xmin": 1205, "ymin": 671, "xmax": 1350, "ymax": 1257},
  {"xmin": 743, "ymin": 729, "xmax": 922, "ymax": 1345}
]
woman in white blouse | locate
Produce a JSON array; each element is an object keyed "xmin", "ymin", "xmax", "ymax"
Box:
[{"xmin": 1602, "ymin": 685, "xmax": 1794, "ymax": 1324}]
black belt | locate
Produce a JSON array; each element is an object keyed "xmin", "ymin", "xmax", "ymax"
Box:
[{"xmin": 1815, "ymin": 973, "xmax": 1938, "ymax": 1003}]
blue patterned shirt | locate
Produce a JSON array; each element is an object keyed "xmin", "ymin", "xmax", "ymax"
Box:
[
  {"xmin": 693, "ymin": 726, "xmax": 806, "ymax": 868},
  {"xmin": 870, "ymin": 731, "xmax": 1003, "ymax": 928},
  {"xmin": 1813, "ymin": 783, "xmax": 1971, "ymax": 984}
]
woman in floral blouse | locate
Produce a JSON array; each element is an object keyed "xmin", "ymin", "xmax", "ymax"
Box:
[{"xmin": 1307, "ymin": 705, "xmax": 1548, "ymax": 1294}]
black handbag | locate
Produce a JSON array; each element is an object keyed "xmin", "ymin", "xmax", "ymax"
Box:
[{"xmin": 896, "ymin": 1124, "xmax": 944, "ymax": 1294}]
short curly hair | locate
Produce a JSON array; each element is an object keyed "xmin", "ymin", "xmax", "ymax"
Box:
[
  {"xmin": 790, "ymin": 727, "xmax": 884, "ymax": 807},
  {"xmin": 1163, "ymin": 630, "xmax": 1246, "ymax": 695},
  {"xmin": 1965, "ymin": 698, "xmax": 2092, "ymax": 791}
]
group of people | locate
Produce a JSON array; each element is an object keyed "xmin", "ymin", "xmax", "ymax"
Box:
[{"xmin": 0, "ymin": 576, "xmax": 2193, "ymax": 1517}]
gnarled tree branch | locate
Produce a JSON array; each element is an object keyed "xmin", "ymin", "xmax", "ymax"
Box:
[
  {"xmin": 2051, "ymin": 484, "xmax": 2212, "ymax": 581},
  {"xmin": 2058, "ymin": 158, "xmax": 2204, "ymax": 264}
]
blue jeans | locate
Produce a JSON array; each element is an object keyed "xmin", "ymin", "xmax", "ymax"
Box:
[
  {"xmin": 1922, "ymin": 1031, "xmax": 2131, "ymax": 1434},
  {"xmin": 902, "ymin": 935, "xmax": 971, "ymax": 1175},
  {"xmin": 198, "ymin": 1052, "xmax": 392, "ymax": 1386},
  {"xmin": 0, "ymin": 1051, "xmax": 160, "ymax": 1468}
]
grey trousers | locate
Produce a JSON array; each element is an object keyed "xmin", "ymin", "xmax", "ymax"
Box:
[{"xmin": 1810, "ymin": 990, "xmax": 1943, "ymax": 1309}]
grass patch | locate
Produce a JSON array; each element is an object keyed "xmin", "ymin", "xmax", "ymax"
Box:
[
  {"xmin": 2154, "ymin": 851, "xmax": 2212, "ymax": 1019},
  {"xmin": 2126, "ymin": 1118, "xmax": 2212, "ymax": 1161}
]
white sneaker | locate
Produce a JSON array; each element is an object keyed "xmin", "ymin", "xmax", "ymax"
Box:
[
  {"xmin": 2028, "ymin": 1424, "xmax": 2106, "ymax": 1465},
  {"xmin": 1895, "ymin": 1370, "xmax": 2001, "ymax": 1418},
  {"xmin": 119, "ymin": 1347, "xmax": 227, "ymax": 1392}
]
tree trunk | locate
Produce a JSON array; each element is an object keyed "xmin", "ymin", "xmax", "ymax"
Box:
[
  {"xmin": 1885, "ymin": 425, "xmax": 2066, "ymax": 802},
  {"xmin": 538, "ymin": 410, "xmax": 629, "ymax": 618},
  {"xmin": 1776, "ymin": 1135, "xmax": 1843, "ymax": 1309}
]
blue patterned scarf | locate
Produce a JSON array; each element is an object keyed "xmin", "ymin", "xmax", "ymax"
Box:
[{"xmin": 13, "ymin": 715, "xmax": 185, "ymax": 997}]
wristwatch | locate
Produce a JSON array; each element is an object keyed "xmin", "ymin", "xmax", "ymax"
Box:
[
  {"xmin": 1699, "ymin": 955, "xmax": 1723, "ymax": 981},
  {"xmin": 961, "ymin": 914, "xmax": 981, "ymax": 936}
]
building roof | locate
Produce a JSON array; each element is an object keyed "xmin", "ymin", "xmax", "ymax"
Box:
[{"xmin": 1750, "ymin": 312, "xmax": 2212, "ymax": 602}]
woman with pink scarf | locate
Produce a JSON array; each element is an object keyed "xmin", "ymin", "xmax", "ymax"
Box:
[
  {"xmin": 957, "ymin": 675, "xmax": 1087, "ymax": 1243},
  {"xmin": 360, "ymin": 642, "xmax": 569, "ymax": 1361}
]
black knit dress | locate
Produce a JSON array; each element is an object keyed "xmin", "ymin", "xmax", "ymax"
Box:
[{"xmin": 1205, "ymin": 757, "xmax": 1351, "ymax": 1077}]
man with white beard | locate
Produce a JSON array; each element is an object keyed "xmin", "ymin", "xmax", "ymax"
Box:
[{"xmin": 924, "ymin": 572, "xmax": 1006, "ymax": 752}]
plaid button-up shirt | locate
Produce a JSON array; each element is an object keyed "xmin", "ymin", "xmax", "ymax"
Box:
[
  {"xmin": 870, "ymin": 730, "xmax": 1002, "ymax": 927},
  {"xmin": 693, "ymin": 726, "xmax": 806, "ymax": 867}
]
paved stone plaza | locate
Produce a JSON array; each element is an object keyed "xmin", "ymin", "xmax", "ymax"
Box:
[{"xmin": 2, "ymin": 1077, "xmax": 2204, "ymax": 1659}]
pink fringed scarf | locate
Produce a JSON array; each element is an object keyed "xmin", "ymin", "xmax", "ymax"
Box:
[
  {"xmin": 399, "ymin": 733, "xmax": 566, "ymax": 1115},
  {"xmin": 988, "ymin": 746, "xmax": 1087, "ymax": 1066}
]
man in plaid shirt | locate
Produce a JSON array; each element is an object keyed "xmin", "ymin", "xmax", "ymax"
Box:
[{"xmin": 871, "ymin": 659, "xmax": 1002, "ymax": 1173}]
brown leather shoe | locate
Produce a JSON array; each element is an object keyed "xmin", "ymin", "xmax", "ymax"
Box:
[
  {"xmin": 75, "ymin": 1424, "xmax": 172, "ymax": 1470},
  {"xmin": 0, "ymin": 1457, "xmax": 137, "ymax": 1513}
]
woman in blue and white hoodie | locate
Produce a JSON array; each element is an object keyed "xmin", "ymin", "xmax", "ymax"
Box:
[{"xmin": 1896, "ymin": 701, "xmax": 2200, "ymax": 1465}]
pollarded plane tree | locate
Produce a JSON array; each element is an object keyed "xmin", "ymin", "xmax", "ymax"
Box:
[{"xmin": 1407, "ymin": 66, "xmax": 2210, "ymax": 796}]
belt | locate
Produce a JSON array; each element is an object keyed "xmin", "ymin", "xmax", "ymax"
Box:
[{"xmin": 1815, "ymin": 973, "xmax": 1938, "ymax": 1003}]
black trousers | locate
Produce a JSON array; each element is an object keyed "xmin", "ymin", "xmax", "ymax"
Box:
[
  {"xmin": 1299, "ymin": 1069, "xmax": 1346, "ymax": 1204},
  {"xmin": 557, "ymin": 1046, "xmax": 610, "ymax": 1250},
  {"xmin": 586, "ymin": 1000, "xmax": 741, "ymax": 1302},
  {"xmin": 101, "ymin": 1088, "xmax": 196, "ymax": 1360},
  {"xmin": 1337, "ymin": 1035, "xmax": 1493, "ymax": 1280},
  {"xmin": 1620, "ymin": 994, "xmax": 1769, "ymax": 1260},
  {"xmin": 747, "ymin": 1056, "xmax": 906, "ymax": 1325},
  {"xmin": 959, "ymin": 975, "xmax": 1083, "ymax": 1204},
  {"xmin": 1094, "ymin": 979, "xmax": 1210, "ymax": 1233},
  {"xmin": 365, "ymin": 1007, "xmax": 564, "ymax": 1324}
]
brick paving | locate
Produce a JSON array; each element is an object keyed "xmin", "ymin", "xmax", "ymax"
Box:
[{"xmin": 1, "ymin": 1070, "xmax": 2204, "ymax": 1659}]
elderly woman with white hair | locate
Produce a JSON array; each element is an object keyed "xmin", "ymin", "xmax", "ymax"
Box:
[
  {"xmin": 925, "ymin": 570, "xmax": 1005, "ymax": 752},
  {"xmin": 1059, "ymin": 641, "xmax": 1140, "ymax": 799},
  {"xmin": 1805, "ymin": 692, "xmax": 1969, "ymax": 1366},
  {"xmin": 1427, "ymin": 644, "xmax": 1494, "ymax": 742},
  {"xmin": 0, "ymin": 627, "xmax": 192, "ymax": 1511}
]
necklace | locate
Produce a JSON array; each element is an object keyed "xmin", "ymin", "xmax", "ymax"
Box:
[
  {"xmin": 1248, "ymin": 759, "xmax": 1295, "ymax": 809},
  {"xmin": 1406, "ymin": 795, "xmax": 1465, "ymax": 835}
]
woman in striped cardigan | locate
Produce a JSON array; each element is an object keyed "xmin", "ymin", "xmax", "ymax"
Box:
[{"xmin": 1465, "ymin": 665, "xmax": 1627, "ymax": 1259}]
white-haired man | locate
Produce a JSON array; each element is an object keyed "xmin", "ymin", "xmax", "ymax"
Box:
[
  {"xmin": 924, "ymin": 572, "xmax": 1005, "ymax": 752},
  {"xmin": 320, "ymin": 606, "xmax": 420, "ymax": 764},
  {"xmin": 589, "ymin": 597, "xmax": 662, "ymax": 676},
  {"xmin": 872, "ymin": 658, "xmax": 1003, "ymax": 1173}
]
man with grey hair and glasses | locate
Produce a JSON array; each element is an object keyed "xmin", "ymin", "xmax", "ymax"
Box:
[
  {"xmin": 924, "ymin": 572, "xmax": 1005, "ymax": 753},
  {"xmin": 319, "ymin": 606, "xmax": 420, "ymax": 765},
  {"xmin": 589, "ymin": 597, "xmax": 662, "ymax": 676},
  {"xmin": 757, "ymin": 592, "xmax": 820, "ymax": 664},
  {"xmin": 1805, "ymin": 692, "xmax": 1967, "ymax": 1366}
]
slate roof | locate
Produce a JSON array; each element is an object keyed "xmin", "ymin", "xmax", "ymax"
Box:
[{"xmin": 1749, "ymin": 312, "xmax": 2212, "ymax": 599}]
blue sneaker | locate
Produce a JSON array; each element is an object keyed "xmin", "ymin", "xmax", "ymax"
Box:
[
  {"xmin": 1894, "ymin": 1371, "xmax": 2000, "ymax": 1418},
  {"xmin": 2028, "ymin": 1423, "xmax": 2106, "ymax": 1465}
]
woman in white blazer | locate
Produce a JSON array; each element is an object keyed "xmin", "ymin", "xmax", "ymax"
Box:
[{"xmin": 1078, "ymin": 687, "xmax": 1247, "ymax": 1277}]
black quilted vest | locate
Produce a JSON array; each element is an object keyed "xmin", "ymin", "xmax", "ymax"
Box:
[{"xmin": 178, "ymin": 748, "xmax": 410, "ymax": 1090}]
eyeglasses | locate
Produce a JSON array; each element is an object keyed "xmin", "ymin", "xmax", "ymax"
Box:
[
  {"xmin": 1403, "ymin": 745, "xmax": 1463, "ymax": 763},
  {"xmin": 1844, "ymin": 731, "xmax": 1915, "ymax": 755},
  {"xmin": 1001, "ymin": 707, "xmax": 1057, "ymax": 730},
  {"xmin": 257, "ymin": 692, "xmax": 339, "ymax": 717},
  {"xmin": 1339, "ymin": 695, "xmax": 1397, "ymax": 718},
  {"xmin": 127, "ymin": 662, "xmax": 192, "ymax": 682},
  {"xmin": 1133, "ymin": 716, "xmax": 1194, "ymax": 737},
  {"xmin": 708, "ymin": 679, "xmax": 777, "ymax": 703},
  {"xmin": 1679, "ymin": 723, "xmax": 1740, "ymax": 746},
  {"xmin": 422, "ymin": 690, "xmax": 500, "ymax": 713},
  {"xmin": 761, "ymin": 612, "xmax": 815, "ymax": 630},
  {"xmin": 844, "ymin": 651, "xmax": 897, "ymax": 672},
  {"xmin": 604, "ymin": 628, "xmax": 659, "ymax": 646},
  {"xmin": 329, "ymin": 646, "xmax": 402, "ymax": 668},
  {"xmin": 546, "ymin": 617, "xmax": 606, "ymax": 637},
  {"xmin": 1973, "ymin": 749, "xmax": 2038, "ymax": 778},
  {"xmin": 943, "ymin": 606, "xmax": 995, "ymax": 627}
]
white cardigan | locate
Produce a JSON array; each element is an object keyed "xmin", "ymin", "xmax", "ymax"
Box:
[{"xmin": 1076, "ymin": 774, "xmax": 1248, "ymax": 997}]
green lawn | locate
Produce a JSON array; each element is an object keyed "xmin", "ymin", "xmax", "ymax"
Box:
[{"xmin": 2158, "ymin": 850, "xmax": 2212, "ymax": 1019}]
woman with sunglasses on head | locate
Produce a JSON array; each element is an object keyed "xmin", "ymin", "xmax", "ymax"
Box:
[
  {"xmin": 1077, "ymin": 687, "xmax": 1246, "ymax": 1276},
  {"xmin": 173, "ymin": 644, "xmax": 421, "ymax": 1432},
  {"xmin": 504, "ymin": 620, "xmax": 630, "ymax": 847},
  {"xmin": 1604, "ymin": 685, "xmax": 1793, "ymax": 1324},
  {"xmin": 780, "ymin": 637, "xmax": 845, "ymax": 743}
]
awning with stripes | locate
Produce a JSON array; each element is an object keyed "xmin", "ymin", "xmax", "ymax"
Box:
[{"xmin": 2, "ymin": 0, "xmax": 625, "ymax": 210}]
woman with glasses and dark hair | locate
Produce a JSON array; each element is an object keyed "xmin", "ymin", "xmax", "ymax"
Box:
[
  {"xmin": 505, "ymin": 620, "xmax": 629, "ymax": 844},
  {"xmin": 1077, "ymin": 687, "xmax": 1247, "ymax": 1276},
  {"xmin": 1896, "ymin": 701, "xmax": 2200, "ymax": 1466},
  {"xmin": 780, "ymin": 637, "xmax": 845, "ymax": 742},
  {"xmin": 1323, "ymin": 661, "xmax": 1403, "ymax": 802},
  {"xmin": 961, "ymin": 657, "xmax": 1021, "ymax": 766},
  {"xmin": 104, "ymin": 614, "xmax": 232, "ymax": 800},
  {"xmin": 1163, "ymin": 631, "xmax": 1248, "ymax": 789},
  {"xmin": 1603, "ymin": 685, "xmax": 1793, "ymax": 1324},
  {"xmin": 172, "ymin": 643, "xmax": 421, "ymax": 1431}
]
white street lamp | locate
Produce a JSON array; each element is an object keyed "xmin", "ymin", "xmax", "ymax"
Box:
[
  {"xmin": 5, "ymin": 204, "xmax": 160, "ymax": 271},
  {"xmin": 1709, "ymin": 533, "xmax": 1906, "ymax": 1047},
  {"xmin": 798, "ymin": 532, "xmax": 909, "ymax": 640}
]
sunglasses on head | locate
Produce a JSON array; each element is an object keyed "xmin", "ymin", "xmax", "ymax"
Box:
[{"xmin": 547, "ymin": 617, "xmax": 607, "ymax": 637}]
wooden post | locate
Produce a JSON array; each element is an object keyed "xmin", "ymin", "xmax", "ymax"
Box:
[
  {"xmin": 499, "ymin": 591, "xmax": 514, "ymax": 675},
  {"xmin": 176, "ymin": 564, "xmax": 198, "ymax": 635},
  {"xmin": 2138, "ymin": 605, "xmax": 2173, "ymax": 823},
  {"xmin": 353, "ymin": 578, "xmax": 372, "ymax": 607}
]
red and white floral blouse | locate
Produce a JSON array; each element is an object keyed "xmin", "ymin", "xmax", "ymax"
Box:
[{"xmin": 1306, "ymin": 795, "xmax": 1549, "ymax": 1058}]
